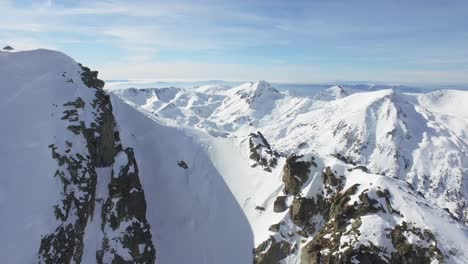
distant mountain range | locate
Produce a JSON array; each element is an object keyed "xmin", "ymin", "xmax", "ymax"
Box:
[{"xmin": 105, "ymin": 79, "xmax": 468, "ymax": 98}]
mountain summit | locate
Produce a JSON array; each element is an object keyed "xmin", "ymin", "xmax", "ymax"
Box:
[
  {"xmin": 313, "ymin": 85, "xmax": 350, "ymax": 101},
  {"xmin": 0, "ymin": 49, "xmax": 155, "ymax": 263}
]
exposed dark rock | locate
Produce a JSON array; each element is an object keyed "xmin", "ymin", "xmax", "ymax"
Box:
[
  {"xmin": 322, "ymin": 166, "xmax": 340, "ymax": 187},
  {"xmin": 39, "ymin": 95, "xmax": 102, "ymax": 263},
  {"xmin": 301, "ymin": 184, "xmax": 444, "ymax": 264},
  {"xmin": 389, "ymin": 222, "xmax": 444, "ymax": 264},
  {"xmin": 2, "ymin": 45, "xmax": 14, "ymax": 50},
  {"xmin": 253, "ymin": 237, "xmax": 292, "ymax": 264},
  {"xmin": 297, "ymin": 229, "xmax": 309, "ymax": 238},
  {"xmin": 268, "ymin": 223, "xmax": 281, "ymax": 232},
  {"xmin": 39, "ymin": 224, "xmax": 84, "ymax": 264},
  {"xmin": 90, "ymin": 89, "xmax": 119, "ymax": 167},
  {"xmin": 282, "ymin": 155, "xmax": 315, "ymax": 195},
  {"xmin": 347, "ymin": 165, "xmax": 369, "ymax": 173},
  {"xmin": 98, "ymin": 148, "xmax": 156, "ymax": 263},
  {"xmin": 259, "ymin": 156, "xmax": 447, "ymax": 264},
  {"xmin": 258, "ymin": 169, "xmax": 361, "ymax": 263},
  {"xmin": 321, "ymin": 167, "xmax": 345, "ymax": 196},
  {"xmin": 300, "ymin": 184, "xmax": 371, "ymax": 263},
  {"xmin": 301, "ymin": 187, "xmax": 387, "ymax": 263},
  {"xmin": 39, "ymin": 63, "xmax": 155, "ymax": 263},
  {"xmin": 302, "ymin": 242, "xmax": 389, "ymax": 264},
  {"xmin": 289, "ymin": 196, "xmax": 327, "ymax": 234},
  {"xmin": 249, "ymin": 131, "xmax": 278, "ymax": 172},
  {"xmin": 290, "ymin": 197, "xmax": 315, "ymax": 227},
  {"xmin": 255, "ymin": 206, "xmax": 266, "ymax": 211},
  {"xmin": 376, "ymin": 189, "xmax": 401, "ymax": 215},
  {"xmin": 177, "ymin": 160, "xmax": 189, "ymax": 169},
  {"xmin": 332, "ymin": 153, "xmax": 357, "ymax": 165},
  {"xmin": 273, "ymin": 196, "xmax": 287, "ymax": 213},
  {"xmin": 79, "ymin": 63, "xmax": 105, "ymax": 89}
]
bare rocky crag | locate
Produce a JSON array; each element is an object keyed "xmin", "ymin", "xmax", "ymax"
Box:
[
  {"xmin": 249, "ymin": 131, "xmax": 279, "ymax": 172},
  {"xmin": 282, "ymin": 155, "xmax": 317, "ymax": 195},
  {"xmin": 254, "ymin": 153, "xmax": 447, "ymax": 264},
  {"xmin": 38, "ymin": 65, "xmax": 155, "ymax": 263}
]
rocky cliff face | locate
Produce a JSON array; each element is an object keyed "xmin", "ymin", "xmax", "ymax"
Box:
[
  {"xmin": 249, "ymin": 131, "xmax": 278, "ymax": 172},
  {"xmin": 253, "ymin": 151, "xmax": 462, "ymax": 264},
  {"xmin": 20, "ymin": 60, "xmax": 156, "ymax": 263}
]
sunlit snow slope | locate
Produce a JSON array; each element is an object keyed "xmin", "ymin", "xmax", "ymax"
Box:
[{"xmin": 110, "ymin": 96, "xmax": 253, "ymax": 263}]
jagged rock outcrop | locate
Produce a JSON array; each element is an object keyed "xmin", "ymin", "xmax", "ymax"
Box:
[
  {"xmin": 289, "ymin": 195, "xmax": 329, "ymax": 235},
  {"xmin": 301, "ymin": 218, "xmax": 445, "ymax": 264},
  {"xmin": 253, "ymin": 236, "xmax": 292, "ymax": 264},
  {"xmin": 322, "ymin": 167, "xmax": 340, "ymax": 187},
  {"xmin": 290, "ymin": 197, "xmax": 316, "ymax": 232},
  {"xmin": 249, "ymin": 131, "xmax": 278, "ymax": 172},
  {"xmin": 98, "ymin": 148, "xmax": 156, "ymax": 263},
  {"xmin": 300, "ymin": 177, "xmax": 445, "ymax": 264},
  {"xmin": 38, "ymin": 64, "xmax": 155, "ymax": 263},
  {"xmin": 282, "ymin": 155, "xmax": 317, "ymax": 195},
  {"xmin": 255, "ymin": 159, "xmax": 450, "ymax": 264},
  {"xmin": 79, "ymin": 64, "xmax": 105, "ymax": 90},
  {"xmin": 273, "ymin": 196, "xmax": 287, "ymax": 213},
  {"xmin": 389, "ymin": 222, "xmax": 444, "ymax": 264}
]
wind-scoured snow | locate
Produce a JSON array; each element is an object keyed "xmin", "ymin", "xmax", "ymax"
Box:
[{"xmin": 110, "ymin": 96, "xmax": 253, "ymax": 263}]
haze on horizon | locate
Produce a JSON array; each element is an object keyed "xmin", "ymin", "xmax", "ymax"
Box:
[{"xmin": 1, "ymin": 0, "xmax": 468, "ymax": 85}]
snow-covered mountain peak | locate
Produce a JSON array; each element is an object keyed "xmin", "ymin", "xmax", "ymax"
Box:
[
  {"xmin": 252, "ymin": 80, "xmax": 277, "ymax": 92},
  {"xmin": 313, "ymin": 84, "xmax": 349, "ymax": 101},
  {"xmin": 231, "ymin": 80, "xmax": 281, "ymax": 103},
  {"xmin": 1, "ymin": 49, "xmax": 156, "ymax": 263},
  {"xmin": 195, "ymin": 84, "xmax": 232, "ymax": 94}
]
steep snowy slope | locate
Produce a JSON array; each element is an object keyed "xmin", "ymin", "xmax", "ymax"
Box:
[
  {"xmin": 110, "ymin": 95, "xmax": 253, "ymax": 264},
  {"xmin": 0, "ymin": 49, "xmax": 155, "ymax": 263}
]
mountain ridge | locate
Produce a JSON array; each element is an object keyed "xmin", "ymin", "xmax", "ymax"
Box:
[
  {"xmin": 114, "ymin": 79, "xmax": 468, "ymax": 263},
  {"xmin": 1, "ymin": 49, "xmax": 467, "ymax": 264},
  {"xmin": 0, "ymin": 49, "xmax": 155, "ymax": 263}
]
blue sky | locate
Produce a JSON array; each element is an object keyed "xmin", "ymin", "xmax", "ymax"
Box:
[{"xmin": 1, "ymin": 0, "xmax": 468, "ymax": 84}]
